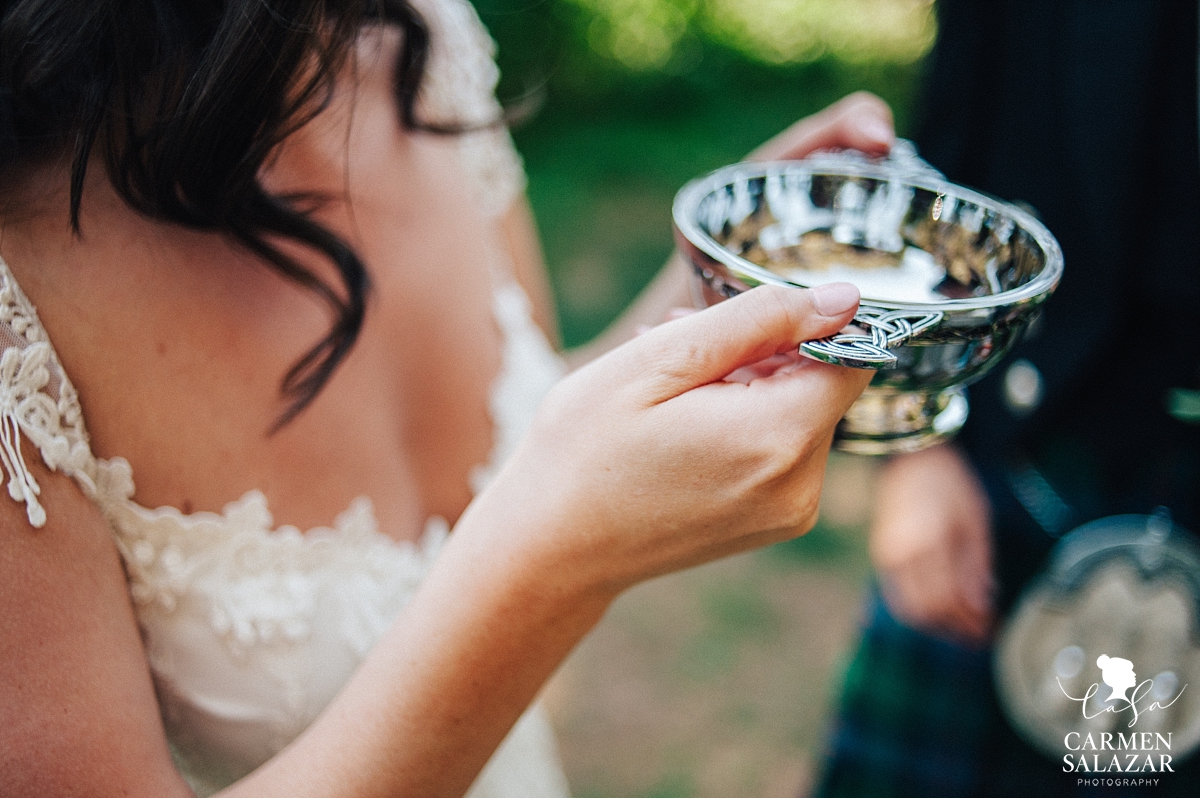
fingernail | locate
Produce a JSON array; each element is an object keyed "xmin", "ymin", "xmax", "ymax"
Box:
[
  {"xmin": 855, "ymin": 115, "xmax": 895, "ymax": 146},
  {"xmin": 811, "ymin": 282, "xmax": 860, "ymax": 316}
]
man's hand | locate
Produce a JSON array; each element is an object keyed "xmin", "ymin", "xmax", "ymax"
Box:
[
  {"xmin": 749, "ymin": 91, "xmax": 895, "ymax": 162},
  {"xmin": 869, "ymin": 444, "xmax": 995, "ymax": 644}
]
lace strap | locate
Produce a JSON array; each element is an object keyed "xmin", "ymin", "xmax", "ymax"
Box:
[
  {"xmin": 413, "ymin": 0, "xmax": 527, "ymax": 219},
  {"xmin": 0, "ymin": 257, "xmax": 102, "ymax": 527}
]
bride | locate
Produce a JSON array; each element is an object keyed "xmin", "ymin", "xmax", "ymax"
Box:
[{"xmin": 0, "ymin": 1, "xmax": 894, "ymax": 795}]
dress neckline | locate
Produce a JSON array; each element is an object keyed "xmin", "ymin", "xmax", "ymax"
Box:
[{"xmin": 111, "ymin": 277, "xmax": 546, "ymax": 547}]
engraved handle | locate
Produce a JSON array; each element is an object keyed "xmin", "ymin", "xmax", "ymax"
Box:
[
  {"xmin": 792, "ymin": 140, "xmax": 946, "ymax": 369},
  {"xmin": 800, "ymin": 307, "xmax": 944, "ymax": 369}
]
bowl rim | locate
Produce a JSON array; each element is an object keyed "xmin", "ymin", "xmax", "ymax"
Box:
[{"xmin": 672, "ymin": 158, "xmax": 1064, "ymax": 311}]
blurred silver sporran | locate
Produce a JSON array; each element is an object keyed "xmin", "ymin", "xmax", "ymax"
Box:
[
  {"xmin": 672, "ymin": 141, "xmax": 1063, "ymax": 454},
  {"xmin": 995, "ymin": 512, "xmax": 1200, "ymax": 763}
]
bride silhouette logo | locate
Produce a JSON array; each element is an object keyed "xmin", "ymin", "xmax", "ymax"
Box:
[
  {"xmin": 1060, "ymin": 654, "xmax": 1185, "ymax": 775},
  {"xmin": 1058, "ymin": 653, "xmax": 1186, "ymax": 728},
  {"xmin": 1097, "ymin": 655, "xmax": 1138, "ymax": 703}
]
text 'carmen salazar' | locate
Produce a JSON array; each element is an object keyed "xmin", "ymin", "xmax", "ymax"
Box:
[{"xmin": 1062, "ymin": 732, "xmax": 1174, "ymax": 773}]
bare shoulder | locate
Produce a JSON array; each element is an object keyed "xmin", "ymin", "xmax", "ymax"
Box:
[{"xmin": 0, "ymin": 454, "xmax": 190, "ymax": 797}]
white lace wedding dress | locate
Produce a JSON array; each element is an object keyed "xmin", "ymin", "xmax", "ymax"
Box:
[{"xmin": 0, "ymin": 1, "xmax": 572, "ymax": 795}]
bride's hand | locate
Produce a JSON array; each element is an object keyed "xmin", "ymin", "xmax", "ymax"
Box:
[{"xmin": 467, "ymin": 283, "xmax": 873, "ymax": 599}]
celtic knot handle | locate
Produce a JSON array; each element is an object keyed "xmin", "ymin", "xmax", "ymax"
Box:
[{"xmin": 801, "ymin": 307, "xmax": 944, "ymax": 369}]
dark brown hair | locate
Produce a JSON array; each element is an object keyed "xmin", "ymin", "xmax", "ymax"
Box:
[{"xmin": 0, "ymin": 0, "xmax": 446, "ymax": 426}]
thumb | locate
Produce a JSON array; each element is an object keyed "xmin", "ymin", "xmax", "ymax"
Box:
[{"xmin": 621, "ymin": 283, "xmax": 861, "ymax": 402}]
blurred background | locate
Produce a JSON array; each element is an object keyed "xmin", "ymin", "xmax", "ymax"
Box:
[{"xmin": 470, "ymin": 1, "xmax": 937, "ymax": 795}]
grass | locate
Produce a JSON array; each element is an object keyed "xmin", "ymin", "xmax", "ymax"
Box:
[{"xmin": 541, "ymin": 455, "xmax": 881, "ymax": 797}]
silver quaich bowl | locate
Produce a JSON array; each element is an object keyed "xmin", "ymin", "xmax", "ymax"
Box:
[{"xmin": 672, "ymin": 141, "xmax": 1064, "ymax": 455}]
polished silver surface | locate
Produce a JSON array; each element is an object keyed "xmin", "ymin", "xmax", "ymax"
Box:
[{"xmin": 672, "ymin": 141, "xmax": 1063, "ymax": 454}]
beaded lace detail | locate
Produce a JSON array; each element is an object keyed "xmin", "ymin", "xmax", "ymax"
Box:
[
  {"xmin": 0, "ymin": 261, "xmax": 132, "ymax": 527},
  {"xmin": 413, "ymin": 0, "xmax": 527, "ymax": 217}
]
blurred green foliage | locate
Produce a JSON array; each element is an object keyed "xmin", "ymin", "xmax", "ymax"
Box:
[
  {"xmin": 768, "ymin": 518, "xmax": 868, "ymax": 566},
  {"xmin": 471, "ymin": 0, "xmax": 933, "ymax": 346}
]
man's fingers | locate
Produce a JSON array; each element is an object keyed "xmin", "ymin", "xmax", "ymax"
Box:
[
  {"xmin": 948, "ymin": 599, "xmax": 992, "ymax": 645},
  {"xmin": 960, "ymin": 527, "xmax": 995, "ymax": 617},
  {"xmin": 620, "ymin": 284, "xmax": 861, "ymax": 402},
  {"xmin": 953, "ymin": 565, "xmax": 995, "ymax": 643},
  {"xmin": 961, "ymin": 561, "xmax": 994, "ymax": 617},
  {"xmin": 750, "ymin": 92, "xmax": 895, "ymax": 162},
  {"xmin": 882, "ymin": 546, "xmax": 992, "ymax": 645}
]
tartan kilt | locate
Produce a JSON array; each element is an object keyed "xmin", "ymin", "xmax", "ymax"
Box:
[{"xmin": 815, "ymin": 591, "xmax": 1200, "ymax": 798}]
